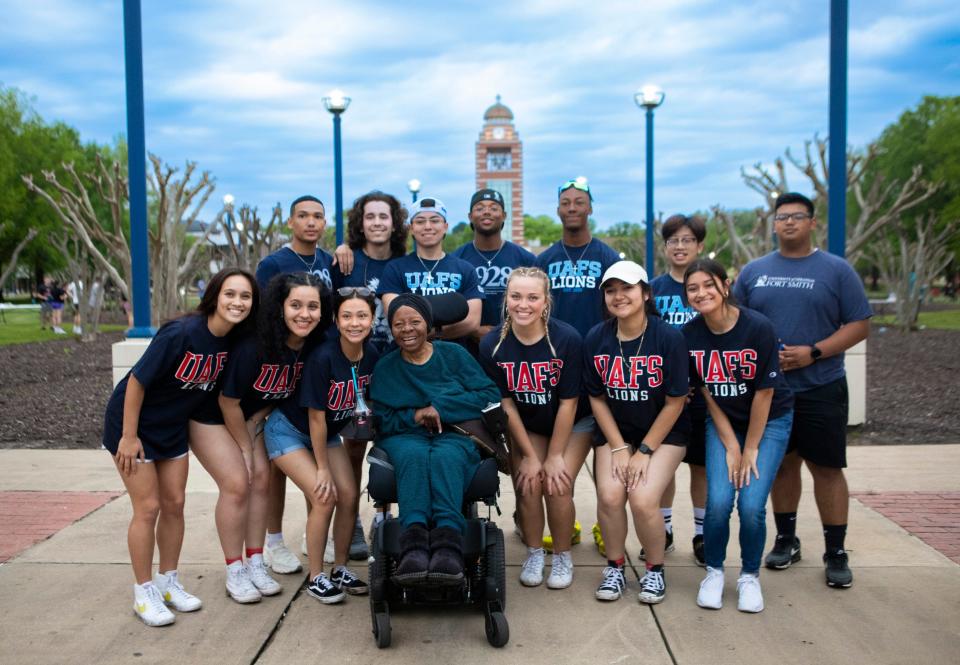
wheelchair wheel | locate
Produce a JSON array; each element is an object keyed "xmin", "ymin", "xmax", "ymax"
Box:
[
  {"xmin": 484, "ymin": 610, "xmax": 509, "ymax": 648},
  {"xmin": 484, "ymin": 522, "xmax": 507, "ymax": 610},
  {"xmin": 369, "ymin": 539, "xmax": 387, "ymax": 602},
  {"xmin": 373, "ymin": 610, "xmax": 391, "ymax": 648}
]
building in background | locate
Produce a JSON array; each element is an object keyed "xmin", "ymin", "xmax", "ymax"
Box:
[{"xmin": 475, "ymin": 96, "xmax": 524, "ymax": 243}]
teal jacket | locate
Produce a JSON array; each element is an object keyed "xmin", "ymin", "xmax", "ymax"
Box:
[{"xmin": 371, "ymin": 341, "xmax": 500, "ymax": 438}]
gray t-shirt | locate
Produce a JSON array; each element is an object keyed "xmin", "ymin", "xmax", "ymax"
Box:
[{"xmin": 733, "ymin": 249, "xmax": 871, "ymax": 393}]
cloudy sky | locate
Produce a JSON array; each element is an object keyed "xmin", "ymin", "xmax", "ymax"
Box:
[{"xmin": 2, "ymin": 0, "xmax": 958, "ymax": 229}]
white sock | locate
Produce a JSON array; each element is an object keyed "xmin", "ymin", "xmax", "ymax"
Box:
[
  {"xmin": 693, "ymin": 507, "xmax": 705, "ymax": 536},
  {"xmin": 227, "ymin": 560, "xmax": 243, "ymax": 573},
  {"xmin": 135, "ymin": 581, "xmax": 156, "ymax": 593},
  {"xmin": 266, "ymin": 532, "xmax": 284, "ymax": 547},
  {"xmin": 661, "ymin": 508, "xmax": 673, "ymax": 534},
  {"xmin": 527, "ymin": 546, "xmax": 544, "ymax": 556},
  {"xmin": 249, "ymin": 552, "xmax": 264, "ymax": 567}
]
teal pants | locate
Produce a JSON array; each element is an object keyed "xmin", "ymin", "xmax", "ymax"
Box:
[{"xmin": 378, "ymin": 432, "xmax": 480, "ymax": 534}]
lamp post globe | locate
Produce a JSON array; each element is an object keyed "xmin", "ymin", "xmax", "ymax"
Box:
[
  {"xmin": 635, "ymin": 83, "xmax": 665, "ymax": 276},
  {"xmin": 323, "ymin": 89, "xmax": 351, "ymax": 245},
  {"xmin": 407, "ymin": 178, "xmax": 421, "ymax": 203}
]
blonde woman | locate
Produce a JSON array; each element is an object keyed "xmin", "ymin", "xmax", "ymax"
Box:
[{"xmin": 479, "ymin": 267, "xmax": 591, "ymax": 589}]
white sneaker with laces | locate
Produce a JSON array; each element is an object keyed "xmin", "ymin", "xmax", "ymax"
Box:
[
  {"xmin": 546, "ymin": 551, "xmax": 574, "ymax": 589},
  {"xmin": 737, "ymin": 573, "xmax": 764, "ymax": 613},
  {"xmin": 519, "ymin": 547, "xmax": 545, "ymax": 586},
  {"xmin": 264, "ymin": 541, "xmax": 302, "ymax": 574},
  {"xmin": 225, "ymin": 564, "xmax": 262, "ymax": 604},
  {"xmin": 248, "ymin": 559, "xmax": 282, "ymax": 596},
  {"xmin": 154, "ymin": 571, "xmax": 202, "ymax": 612},
  {"xmin": 133, "ymin": 583, "xmax": 175, "ymax": 627},
  {"xmin": 697, "ymin": 566, "xmax": 725, "ymax": 609},
  {"xmin": 324, "ymin": 536, "xmax": 335, "ymax": 564}
]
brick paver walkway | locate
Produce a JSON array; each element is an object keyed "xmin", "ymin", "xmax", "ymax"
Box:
[
  {"xmin": 0, "ymin": 491, "xmax": 123, "ymax": 562},
  {"xmin": 853, "ymin": 491, "xmax": 960, "ymax": 564}
]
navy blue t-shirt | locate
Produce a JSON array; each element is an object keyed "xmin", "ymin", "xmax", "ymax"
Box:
[
  {"xmin": 479, "ymin": 319, "xmax": 585, "ymax": 437},
  {"xmin": 331, "ymin": 249, "xmax": 395, "ymax": 354},
  {"xmin": 536, "ymin": 238, "xmax": 621, "ymax": 338},
  {"xmin": 452, "ymin": 241, "xmax": 537, "ymax": 327},
  {"xmin": 255, "ymin": 245, "xmax": 334, "ymax": 291},
  {"xmin": 221, "ymin": 336, "xmax": 305, "ymax": 419},
  {"xmin": 293, "ymin": 339, "xmax": 380, "ymax": 438},
  {"xmin": 583, "ymin": 315, "xmax": 690, "ymax": 445},
  {"xmin": 103, "ymin": 315, "xmax": 231, "ymax": 450},
  {"xmin": 379, "ymin": 252, "xmax": 485, "ymax": 301},
  {"xmin": 682, "ymin": 307, "xmax": 793, "ymax": 432},
  {"xmin": 651, "ymin": 273, "xmax": 698, "ymax": 328},
  {"xmin": 733, "ymin": 250, "xmax": 872, "ymax": 392}
]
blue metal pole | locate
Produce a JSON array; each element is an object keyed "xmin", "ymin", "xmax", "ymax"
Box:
[
  {"xmin": 645, "ymin": 107, "xmax": 656, "ymax": 276},
  {"xmin": 828, "ymin": 0, "xmax": 848, "ymax": 258},
  {"xmin": 122, "ymin": 0, "xmax": 154, "ymax": 337},
  {"xmin": 412, "ymin": 191, "xmax": 418, "ymax": 203},
  {"xmin": 333, "ymin": 112, "xmax": 344, "ymax": 246}
]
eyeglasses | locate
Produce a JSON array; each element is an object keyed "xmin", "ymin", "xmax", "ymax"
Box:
[
  {"xmin": 665, "ymin": 236, "xmax": 699, "ymax": 247},
  {"xmin": 774, "ymin": 212, "xmax": 813, "ymax": 222},
  {"xmin": 558, "ymin": 180, "xmax": 593, "ymax": 199},
  {"xmin": 337, "ymin": 287, "xmax": 373, "ymax": 298}
]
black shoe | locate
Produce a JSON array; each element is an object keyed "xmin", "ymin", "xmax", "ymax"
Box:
[
  {"xmin": 640, "ymin": 530, "xmax": 675, "ymax": 561},
  {"xmin": 765, "ymin": 535, "xmax": 801, "ymax": 570},
  {"xmin": 394, "ymin": 524, "xmax": 430, "ymax": 585},
  {"xmin": 692, "ymin": 534, "xmax": 706, "ymax": 567},
  {"xmin": 427, "ymin": 526, "xmax": 464, "ymax": 585},
  {"xmin": 823, "ymin": 551, "xmax": 853, "ymax": 588},
  {"xmin": 348, "ymin": 522, "xmax": 369, "ymax": 561},
  {"xmin": 330, "ymin": 565, "xmax": 369, "ymax": 595},
  {"xmin": 306, "ymin": 572, "xmax": 345, "ymax": 604}
]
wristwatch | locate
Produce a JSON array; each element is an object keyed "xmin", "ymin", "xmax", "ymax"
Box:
[
  {"xmin": 637, "ymin": 443, "xmax": 654, "ymax": 456},
  {"xmin": 810, "ymin": 345, "xmax": 823, "ymax": 362}
]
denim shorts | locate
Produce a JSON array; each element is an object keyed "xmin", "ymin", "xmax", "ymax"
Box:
[{"xmin": 263, "ymin": 410, "xmax": 342, "ymax": 461}]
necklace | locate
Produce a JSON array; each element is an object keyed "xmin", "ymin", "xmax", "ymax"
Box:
[
  {"xmin": 472, "ymin": 240, "xmax": 506, "ymax": 268},
  {"xmin": 617, "ymin": 320, "xmax": 647, "ymax": 363},
  {"xmin": 561, "ymin": 239, "xmax": 592, "ymax": 276},
  {"xmin": 288, "ymin": 246, "xmax": 318, "ymax": 274},
  {"xmin": 416, "ymin": 253, "xmax": 443, "ymax": 288}
]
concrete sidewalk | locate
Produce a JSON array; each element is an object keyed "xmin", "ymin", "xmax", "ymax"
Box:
[{"xmin": 1, "ymin": 445, "xmax": 958, "ymax": 665}]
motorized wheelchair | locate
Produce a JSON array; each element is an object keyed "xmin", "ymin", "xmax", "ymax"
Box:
[{"xmin": 365, "ymin": 438, "xmax": 509, "ymax": 648}]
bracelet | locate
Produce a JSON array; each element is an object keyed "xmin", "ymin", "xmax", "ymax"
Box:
[{"xmin": 610, "ymin": 445, "xmax": 630, "ymax": 453}]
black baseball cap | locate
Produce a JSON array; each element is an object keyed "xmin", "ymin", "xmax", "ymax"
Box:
[{"xmin": 470, "ymin": 189, "xmax": 505, "ymax": 211}]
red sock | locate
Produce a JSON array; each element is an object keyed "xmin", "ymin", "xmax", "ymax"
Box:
[
  {"xmin": 226, "ymin": 556, "xmax": 242, "ymax": 565},
  {"xmin": 646, "ymin": 562, "xmax": 663, "ymax": 572},
  {"xmin": 607, "ymin": 557, "xmax": 625, "ymax": 569},
  {"xmin": 245, "ymin": 547, "xmax": 263, "ymax": 558}
]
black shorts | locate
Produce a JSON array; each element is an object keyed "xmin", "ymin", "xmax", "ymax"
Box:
[
  {"xmin": 683, "ymin": 414, "xmax": 706, "ymax": 466},
  {"xmin": 788, "ymin": 377, "xmax": 848, "ymax": 469},
  {"xmin": 102, "ymin": 415, "xmax": 189, "ymax": 462}
]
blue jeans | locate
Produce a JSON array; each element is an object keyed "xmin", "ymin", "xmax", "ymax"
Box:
[{"xmin": 704, "ymin": 411, "xmax": 793, "ymax": 574}]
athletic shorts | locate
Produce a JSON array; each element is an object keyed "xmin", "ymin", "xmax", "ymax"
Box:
[
  {"xmin": 683, "ymin": 414, "xmax": 706, "ymax": 466},
  {"xmin": 263, "ymin": 410, "xmax": 341, "ymax": 461},
  {"xmin": 788, "ymin": 377, "xmax": 848, "ymax": 468},
  {"xmin": 50, "ymin": 302, "xmax": 64, "ymax": 310},
  {"xmin": 101, "ymin": 422, "xmax": 189, "ymax": 462}
]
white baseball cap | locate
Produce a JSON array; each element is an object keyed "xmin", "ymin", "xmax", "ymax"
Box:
[{"xmin": 600, "ymin": 260, "xmax": 649, "ymax": 287}]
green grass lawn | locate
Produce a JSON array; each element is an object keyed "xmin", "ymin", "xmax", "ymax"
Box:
[
  {"xmin": 0, "ymin": 308, "xmax": 126, "ymax": 346},
  {"xmin": 874, "ymin": 307, "xmax": 960, "ymax": 331}
]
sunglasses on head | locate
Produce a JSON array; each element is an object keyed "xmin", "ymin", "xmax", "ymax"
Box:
[
  {"xmin": 337, "ymin": 286, "xmax": 373, "ymax": 298},
  {"xmin": 558, "ymin": 180, "xmax": 593, "ymax": 200}
]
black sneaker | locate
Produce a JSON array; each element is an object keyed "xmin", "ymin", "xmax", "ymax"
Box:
[
  {"xmin": 330, "ymin": 565, "xmax": 369, "ymax": 595},
  {"xmin": 306, "ymin": 573, "xmax": 345, "ymax": 604},
  {"xmin": 348, "ymin": 523, "xmax": 369, "ymax": 561},
  {"xmin": 764, "ymin": 535, "xmax": 801, "ymax": 570},
  {"xmin": 639, "ymin": 530, "xmax": 675, "ymax": 561},
  {"xmin": 638, "ymin": 569, "xmax": 666, "ymax": 604},
  {"xmin": 692, "ymin": 534, "xmax": 706, "ymax": 567},
  {"xmin": 823, "ymin": 551, "xmax": 853, "ymax": 588}
]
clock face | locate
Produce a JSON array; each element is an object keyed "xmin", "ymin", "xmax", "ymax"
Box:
[
  {"xmin": 487, "ymin": 151, "xmax": 512, "ymax": 171},
  {"xmin": 492, "ymin": 127, "xmax": 505, "ymax": 139}
]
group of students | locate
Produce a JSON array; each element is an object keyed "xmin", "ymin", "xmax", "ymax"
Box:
[{"xmin": 104, "ymin": 182, "xmax": 871, "ymax": 628}]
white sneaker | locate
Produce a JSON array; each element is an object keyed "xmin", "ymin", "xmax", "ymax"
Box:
[
  {"xmin": 53, "ymin": 326, "xmax": 66, "ymax": 334},
  {"xmin": 73, "ymin": 325, "xmax": 82, "ymax": 335},
  {"xmin": 154, "ymin": 571, "xmax": 202, "ymax": 612},
  {"xmin": 737, "ymin": 573, "xmax": 764, "ymax": 613},
  {"xmin": 519, "ymin": 547, "xmax": 545, "ymax": 586},
  {"xmin": 546, "ymin": 551, "xmax": 574, "ymax": 589},
  {"xmin": 225, "ymin": 564, "xmax": 262, "ymax": 604},
  {"xmin": 324, "ymin": 536, "xmax": 335, "ymax": 564},
  {"xmin": 133, "ymin": 583, "xmax": 175, "ymax": 627},
  {"xmin": 248, "ymin": 559, "xmax": 282, "ymax": 596},
  {"xmin": 697, "ymin": 566, "xmax": 725, "ymax": 609},
  {"xmin": 264, "ymin": 541, "xmax": 302, "ymax": 574}
]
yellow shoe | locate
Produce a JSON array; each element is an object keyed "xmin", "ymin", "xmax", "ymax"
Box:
[
  {"xmin": 543, "ymin": 521, "xmax": 583, "ymax": 554},
  {"xmin": 592, "ymin": 522, "xmax": 606, "ymax": 558}
]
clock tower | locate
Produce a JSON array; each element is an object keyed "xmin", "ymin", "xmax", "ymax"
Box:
[{"xmin": 475, "ymin": 95, "xmax": 523, "ymax": 243}]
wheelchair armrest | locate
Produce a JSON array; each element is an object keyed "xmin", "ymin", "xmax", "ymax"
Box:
[{"xmin": 464, "ymin": 458, "xmax": 500, "ymax": 503}]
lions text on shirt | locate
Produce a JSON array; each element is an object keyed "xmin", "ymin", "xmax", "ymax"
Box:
[
  {"xmin": 651, "ymin": 273, "xmax": 698, "ymax": 328},
  {"xmin": 452, "ymin": 241, "xmax": 537, "ymax": 328},
  {"xmin": 535, "ymin": 238, "xmax": 621, "ymax": 338},
  {"xmin": 221, "ymin": 336, "xmax": 305, "ymax": 419},
  {"xmin": 583, "ymin": 316, "xmax": 690, "ymax": 444},
  {"xmin": 682, "ymin": 307, "xmax": 793, "ymax": 431},
  {"xmin": 479, "ymin": 319, "xmax": 583, "ymax": 437},
  {"xmin": 732, "ymin": 250, "xmax": 872, "ymax": 393},
  {"xmin": 255, "ymin": 246, "xmax": 334, "ymax": 291},
  {"xmin": 332, "ymin": 249, "xmax": 395, "ymax": 354},
  {"xmin": 296, "ymin": 339, "xmax": 380, "ymax": 438},
  {"xmin": 379, "ymin": 253, "xmax": 485, "ymax": 300}
]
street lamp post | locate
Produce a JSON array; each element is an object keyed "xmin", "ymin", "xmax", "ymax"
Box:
[
  {"xmin": 323, "ymin": 90, "xmax": 351, "ymax": 246},
  {"xmin": 635, "ymin": 84, "xmax": 665, "ymax": 277},
  {"xmin": 407, "ymin": 179, "xmax": 421, "ymax": 203}
]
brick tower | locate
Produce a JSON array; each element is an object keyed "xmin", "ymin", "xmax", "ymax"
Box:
[{"xmin": 475, "ymin": 95, "xmax": 523, "ymax": 243}]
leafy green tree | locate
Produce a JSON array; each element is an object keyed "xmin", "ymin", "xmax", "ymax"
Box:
[{"xmin": 523, "ymin": 214, "xmax": 562, "ymax": 245}]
